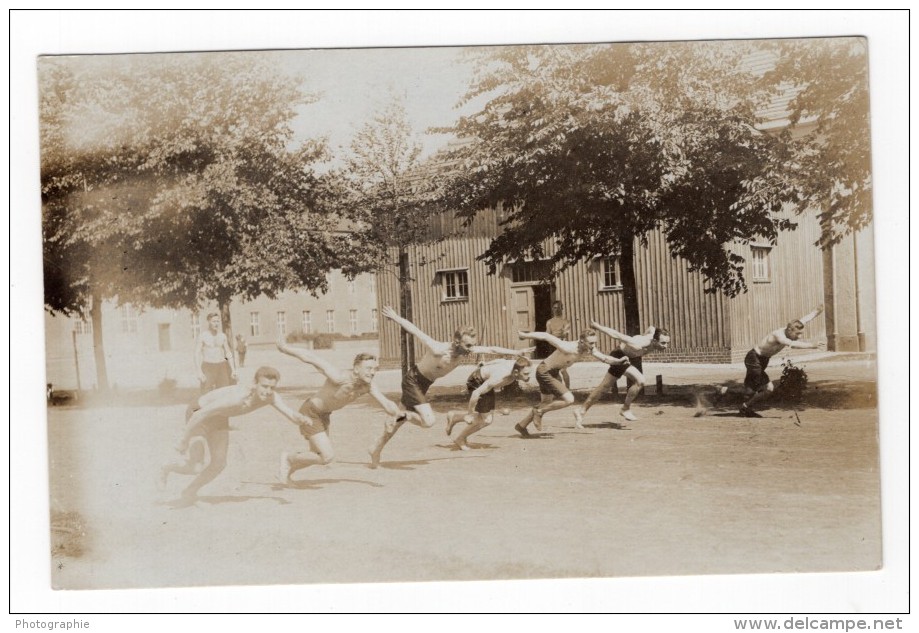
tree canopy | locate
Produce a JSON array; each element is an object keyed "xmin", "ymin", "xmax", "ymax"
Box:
[
  {"xmin": 40, "ymin": 52, "xmax": 354, "ymax": 318},
  {"xmin": 437, "ymin": 42, "xmax": 797, "ymax": 331}
]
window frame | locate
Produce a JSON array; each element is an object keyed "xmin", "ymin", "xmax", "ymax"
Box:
[
  {"xmin": 437, "ymin": 267, "xmax": 470, "ymax": 303},
  {"xmin": 750, "ymin": 244, "xmax": 772, "ymax": 283}
]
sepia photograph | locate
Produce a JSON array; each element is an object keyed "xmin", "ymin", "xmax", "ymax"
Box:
[{"xmin": 11, "ymin": 9, "xmax": 909, "ymax": 620}]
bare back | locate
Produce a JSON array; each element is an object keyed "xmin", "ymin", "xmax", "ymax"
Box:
[
  {"xmin": 416, "ymin": 344, "xmax": 472, "ymax": 381},
  {"xmin": 541, "ymin": 342, "xmax": 582, "ymax": 371},
  {"xmin": 196, "ymin": 384, "xmax": 271, "ymax": 419},
  {"xmin": 310, "ymin": 375, "xmax": 371, "ymax": 413},
  {"xmin": 754, "ymin": 329, "xmax": 794, "ymax": 357}
]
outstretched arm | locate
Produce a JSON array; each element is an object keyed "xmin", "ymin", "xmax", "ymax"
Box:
[
  {"xmin": 369, "ymin": 383, "xmax": 402, "ymax": 417},
  {"xmin": 470, "ymin": 344, "xmax": 534, "ymax": 356},
  {"xmin": 590, "ymin": 347, "xmax": 631, "ymax": 366},
  {"xmin": 591, "ymin": 321, "xmax": 645, "ymax": 348},
  {"xmin": 381, "ymin": 306, "xmax": 439, "ymax": 351},
  {"xmin": 773, "ymin": 330, "xmax": 824, "ymax": 350},
  {"xmin": 178, "ymin": 397, "xmax": 241, "ymax": 451},
  {"xmin": 277, "ymin": 338, "xmax": 347, "ymax": 383},
  {"xmin": 518, "ymin": 330, "xmax": 565, "ymax": 348},
  {"xmin": 270, "ymin": 393, "xmax": 313, "ymax": 427},
  {"xmin": 799, "ymin": 304, "xmax": 824, "ymax": 325}
]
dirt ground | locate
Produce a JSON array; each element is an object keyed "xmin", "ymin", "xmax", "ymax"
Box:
[{"xmin": 46, "ymin": 352, "xmax": 881, "ymax": 590}]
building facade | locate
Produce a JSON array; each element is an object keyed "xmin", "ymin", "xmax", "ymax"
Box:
[
  {"xmin": 43, "ymin": 271, "xmax": 378, "ymax": 391},
  {"xmin": 375, "ymin": 208, "xmax": 875, "ymax": 366}
]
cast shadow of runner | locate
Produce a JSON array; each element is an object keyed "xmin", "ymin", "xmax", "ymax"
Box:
[
  {"xmin": 436, "ymin": 442, "xmax": 498, "ymax": 452},
  {"xmin": 369, "ymin": 456, "xmax": 468, "ymax": 471},
  {"xmin": 161, "ymin": 494, "xmax": 290, "ymax": 509},
  {"xmin": 270, "ymin": 478, "xmax": 385, "ymax": 492}
]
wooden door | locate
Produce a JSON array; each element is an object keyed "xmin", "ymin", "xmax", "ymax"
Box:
[{"xmin": 511, "ymin": 286, "xmax": 535, "ymax": 349}]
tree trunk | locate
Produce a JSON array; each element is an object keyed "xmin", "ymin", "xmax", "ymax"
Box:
[
  {"xmin": 398, "ymin": 247, "xmax": 415, "ymax": 374},
  {"xmin": 89, "ymin": 289, "xmax": 109, "ymax": 392},
  {"xmin": 219, "ymin": 298, "xmax": 234, "ymax": 350},
  {"xmin": 619, "ymin": 236, "xmax": 641, "ymax": 335}
]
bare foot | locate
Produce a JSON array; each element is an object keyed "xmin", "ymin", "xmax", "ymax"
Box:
[
  {"xmin": 454, "ymin": 438, "xmax": 470, "ymax": 451},
  {"xmin": 368, "ymin": 444, "xmax": 383, "ymax": 469},
  {"xmin": 277, "ymin": 451, "xmax": 292, "ymax": 483},
  {"xmin": 573, "ymin": 406, "xmax": 585, "ymax": 429},
  {"xmin": 445, "ymin": 412, "xmax": 460, "ymax": 436}
]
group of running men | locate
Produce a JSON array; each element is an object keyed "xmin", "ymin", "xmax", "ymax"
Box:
[{"xmin": 160, "ymin": 303, "xmax": 824, "ymax": 505}]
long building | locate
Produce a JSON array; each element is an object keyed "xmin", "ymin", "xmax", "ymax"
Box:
[
  {"xmin": 376, "ymin": 207, "xmax": 875, "ymax": 365},
  {"xmin": 43, "ymin": 271, "xmax": 378, "ymax": 391}
]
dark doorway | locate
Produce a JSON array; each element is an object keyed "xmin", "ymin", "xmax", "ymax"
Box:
[{"xmin": 533, "ymin": 284, "xmax": 554, "ymax": 359}]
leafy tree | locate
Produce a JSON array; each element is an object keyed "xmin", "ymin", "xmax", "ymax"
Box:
[
  {"xmin": 40, "ymin": 52, "xmax": 351, "ymax": 388},
  {"xmin": 756, "ymin": 37, "xmax": 871, "ymax": 247},
  {"xmin": 336, "ymin": 99, "xmax": 437, "ymax": 372},
  {"xmin": 438, "ymin": 42, "xmax": 796, "ymax": 334}
]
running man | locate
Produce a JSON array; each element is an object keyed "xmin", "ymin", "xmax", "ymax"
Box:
[
  {"xmin": 160, "ymin": 366, "xmax": 309, "ymax": 504},
  {"xmin": 576, "ymin": 321, "xmax": 671, "ymax": 425},
  {"xmin": 515, "ymin": 329, "xmax": 629, "ymax": 436},
  {"xmin": 276, "ymin": 340, "xmax": 403, "ymax": 481},
  {"xmin": 444, "ymin": 357, "xmax": 533, "ymax": 450},
  {"xmin": 368, "ymin": 306, "xmax": 529, "ymax": 467},
  {"xmin": 730, "ymin": 305, "xmax": 824, "ymax": 418},
  {"xmin": 195, "ymin": 312, "xmax": 237, "ymax": 393}
]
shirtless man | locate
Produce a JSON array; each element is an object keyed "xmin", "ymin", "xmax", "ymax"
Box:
[
  {"xmin": 195, "ymin": 313, "xmax": 237, "ymax": 393},
  {"xmin": 276, "ymin": 340, "xmax": 403, "ymax": 481},
  {"xmin": 368, "ymin": 306, "xmax": 528, "ymax": 467},
  {"xmin": 444, "ymin": 357, "xmax": 533, "ymax": 450},
  {"xmin": 731, "ymin": 305, "xmax": 825, "ymax": 417},
  {"xmin": 160, "ymin": 366, "xmax": 309, "ymax": 504},
  {"xmin": 515, "ymin": 329, "xmax": 629, "ymax": 436},
  {"xmin": 545, "ymin": 301, "xmax": 572, "ymax": 387},
  {"xmin": 576, "ymin": 322, "xmax": 671, "ymax": 425}
]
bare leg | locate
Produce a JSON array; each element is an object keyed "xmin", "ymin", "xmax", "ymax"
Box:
[
  {"xmin": 280, "ymin": 433, "xmax": 334, "ymax": 482},
  {"xmin": 453, "ymin": 413, "xmax": 491, "ymax": 450},
  {"xmin": 369, "ymin": 418, "xmax": 406, "ymax": 468},
  {"xmin": 179, "ymin": 428, "xmax": 229, "ymax": 501},
  {"xmin": 445, "ymin": 410, "xmax": 474, "ymax": 436},
  {"xmin": 741, "ymin": 382, "xmax": 774, "ymax": 417},
  {"xmin": 619, "ymin": 368, "xmax": 645, "ymax": 421}
]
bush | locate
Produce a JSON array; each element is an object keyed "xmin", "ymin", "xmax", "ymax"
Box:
[
  {"xmin": 285, "ymin": 332, "xmax": 334, "ymax": 349},
  {"xmin": 776, "ymin": 359, "xmax": 809, "ymax": 405}
]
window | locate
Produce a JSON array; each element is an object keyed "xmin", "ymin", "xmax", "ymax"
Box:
[
  {"xmin": 371, "ymin": 308, "xmax": 378, "ymax": 332},
  {"xmin": 302, "ymin": 310, "xmax": 311, "ymax": 334},
  {"xmin": 600, "ymin": 257, "xmax": 622, "ymax": 290},
  {"xmin": 326, "ymin": 310, "xmax": 335, "ymax": 333},
  {"xmin": 510, "ymin": 259, "xmax": 551, "ymax": 284},
  {"xmin": 73, "ymin": 317, "xmax": 92, "ymax": 335},
  {"xmin": 277, "ymin": 311, "xmax": 287, "ymax": 337},
  {"xmin": 440, "ymin": 269, "xmax": 469, "ymax": 301},
  {"xmin": 191, "ymin": 313, "xmax": 201, "ymax": 339},
  {"xmin": 350, "ymin": 309, "xmax": 359, "ymax": 334},
  {"xmin": 250, "ymin": 312, "xmax": 261, "ymax": 337},
  {"xmin": 750, "ymin": 246, "xmax": 771, "ymax": 282},
  {"xmin": 120, "ymin": 304, "xmax": 138, "ymax": 334}
]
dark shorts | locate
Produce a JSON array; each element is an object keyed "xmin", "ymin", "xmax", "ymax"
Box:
[
  {"xmin": 298, "ymin": 399, "xmax": 332, "ymax": 438},
  {"xmin": 744, "ymin": 349, "xmax": 772, "ymax": 391},
  {"xmin": 606, "ymin": 350, "xmax": 630, "ymax": 379},
  {"xmin": 535, "ymin": 363, "xmax": 569, "ymax": 398},
  {"xmin": 466, "ymin": 369, "xmax": 496, "ymax": 414},
  {"xmin": 401, "ymin": 364, "xmax": 435, "ymax": 410},
  {"xmin": 201, "ymin": 361, "xmax": 232, "ymax": 393}
]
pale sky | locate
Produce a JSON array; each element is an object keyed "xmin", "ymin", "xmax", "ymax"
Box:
[{"xmin": 280, "ymin": 46, "xmax": 481, "ymax": 160}]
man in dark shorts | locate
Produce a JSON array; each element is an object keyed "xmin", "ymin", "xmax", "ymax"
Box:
[
  {"xmin": 515, "ymin": 329, "xmax": 628, "ymax": 436},
  {"xmin": 276, "ymin": 340, "xmax": 402, "ymax": 480},
  {"xmin": 730, "ymin": 305, "xmax": 824, "ymax": 417},
  {"xmin": 368, "ymin": 306, "xmax": 527, "ymax": 467},
  {"xmin": 444, "ymin": 357, "xmax": 533, "ymax": 450},
  {"xmin": 577, "ymin": 321, "xmax": 671, "ymax": 425}
]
